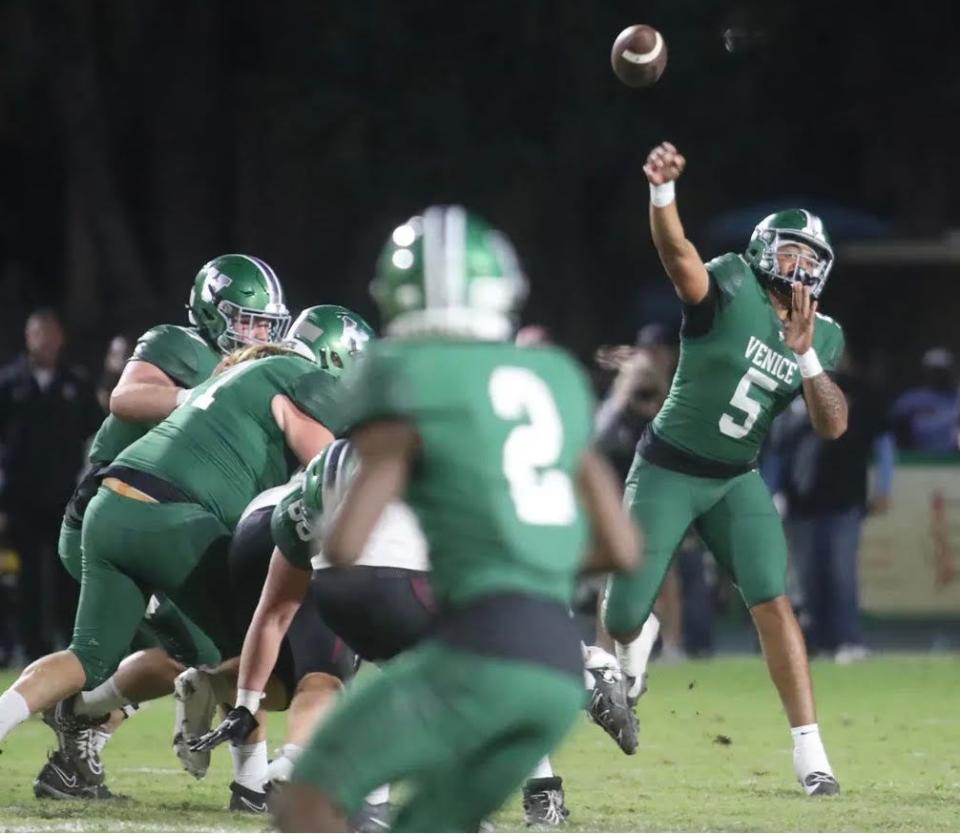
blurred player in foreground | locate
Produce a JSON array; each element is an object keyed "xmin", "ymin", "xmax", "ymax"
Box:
[{"xmin": 273, "ymin": 206, "xmax": 640, "ymax": 832}]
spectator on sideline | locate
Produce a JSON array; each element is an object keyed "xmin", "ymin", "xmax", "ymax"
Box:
[
  {"xmin": 96, "ymin": 334, "xmax": 134, "ymax": 412},
  {"xmin": 764, "ymin": 351, "xmax": 895, "ymax": 664},
  {"xmin": 889, "ymin": 348, "xmax": 959, "ymax": 452},
  {"xmin": 0, "ymin": 309, "xmax": 101, "ymax": 660}
]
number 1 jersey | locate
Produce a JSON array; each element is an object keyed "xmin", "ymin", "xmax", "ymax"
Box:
[
  {"xmin": 652, "ymin": 253, "xmax": 845, "ymax": 466},
  {"xmin": 340, "ymin": 339, "xmax": 596, "ymax": 609},
  {"xmin": 115, "ymin": 354, "xmax": 347, "ymax": 530}
]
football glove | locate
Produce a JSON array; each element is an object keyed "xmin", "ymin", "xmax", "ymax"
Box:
[{"xmin": 187, "ymin": 706, "xmax": 259, "ymax": 752}]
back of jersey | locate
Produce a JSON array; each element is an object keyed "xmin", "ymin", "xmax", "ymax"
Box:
[
  {"xmin": 117, "ymin": 353, "xmax": 345, "ymax": 529},
  {"xmin": 344, "ymin": 340, "xmax": 595, "ymax": 608}
]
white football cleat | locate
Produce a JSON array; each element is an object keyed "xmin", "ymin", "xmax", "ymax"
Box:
[{"xmin": 173, "ymin": 667, "xmax": 219, "ymax": 779}]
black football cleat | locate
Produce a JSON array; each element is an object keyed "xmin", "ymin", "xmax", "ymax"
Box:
[
  {"xmin": 522, "ymin": 777, "xmax": 570, "ymax": 827},
  {"xmin": 802, "ymin": 771, "xmax": 841, "ymax": 796},
  {"xmin": 229, "ymin": 780, "xmax": 270, "ymax": 813},
  {"xmin": 33, "ymin": 751, "xmax": 120, "ymax": 800},
  {"xmin": 587, "ymin": 667, "xmax": 639, "ymax": 755}
]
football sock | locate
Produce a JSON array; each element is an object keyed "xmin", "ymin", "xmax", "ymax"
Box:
[
  {"xmin": 92, "ymin": 727, "xmax": 113, "ymax": 755},
  {"xmin": 76, "ymin": 677, "xmax": 128, "ymax": 716},
  {"xmin": 528, "ymin": 757, "xmax": 554, "ymax": 780},
  {"xmin": 616, "ymin": 614, "xmax": 660, "ymax": 681},
  {"xmin": 231, "ymin": 740, "xmax": 269, "ymax": 793},
  {"xmin": 0, "ymin": 688, "xmax": 30, "ymax": 742},
  {"xmin": 264, "ymin": 743, "xmax": 303, "ymax": 783},
  {"xmin": 791, "ymin": 723, "xmax": 833, "ymax": 778}
]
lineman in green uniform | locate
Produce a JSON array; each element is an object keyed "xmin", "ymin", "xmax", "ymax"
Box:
[
  {"xmin": 36, "ymin": 253, "xmax": 291, "ymax": 799},
  {"xmin": 604, "ymin": 141, "xmax": 848, "ymax": 796},
  {"xmin": 38, "ymin": 309, "xmax": 375, "ymax": 814},
  {"xmin": 59, "ymin": 253, "xmax": 291, "ymax": 582},
  {"xmin": 273, "ymin": 206, "xmax": 640, "ymax": 833},
  {"xmin": 0, "ymin": 306, "xmax": 369, "ymax": 763}
]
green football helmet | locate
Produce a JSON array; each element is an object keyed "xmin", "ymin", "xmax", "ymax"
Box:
[
  {"xmin": 744, "ymin": 209, "xmax": 834, "ymax": 299},
  {"xmin": 283, "ymin": 305, "xmax": 375, "ymax": 377},
  {"xmin": 187, "ymin": 254, "xmax": 291, "ymax": 353},
  {"xmin": 370, "ymin": 205, "xmax": 528, "ymax": 340}
]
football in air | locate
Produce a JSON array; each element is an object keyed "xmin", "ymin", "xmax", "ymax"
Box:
[{"xmin": 611, "ymin": 24, "xmax": 668, "ymax": 88}]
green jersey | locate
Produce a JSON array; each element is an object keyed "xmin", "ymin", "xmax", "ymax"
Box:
[
  {"xmin": 116, "ymin": 354, "xmax": 347, "ymax": 530},
  {"xmin": 652, "ymin": 254, "xmax": 845, "ymax": 465},
  {"xmin": 88, "ymin": 325, "xmax": 221, "ymax": 464},
  {"xmin": 341, "ymin": 340, "xmax": 595, "ymax": 608}
]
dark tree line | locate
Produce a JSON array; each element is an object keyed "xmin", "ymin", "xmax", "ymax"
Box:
[{"xmin": 1, "ymin": 0, "xmax": 957, "ymax": 371}]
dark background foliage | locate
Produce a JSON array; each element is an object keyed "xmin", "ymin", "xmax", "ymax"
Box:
[{"xmin": 1, "ymin": 0, "xmax": 958, "ymax": 387}]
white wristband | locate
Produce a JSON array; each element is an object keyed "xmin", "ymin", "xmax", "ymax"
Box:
[
  {"xmin": 175, "ymin": 387, "xmax": 192, "ymax": 406},
  {"xmin": 235, "ymin": 689, "xmax": 263, "ymax": 713},
  {"xmin": 649, "ymin": 181, "xmax": 675, "ymax": 208},
  {"xmin": 795, "ymin": 348, "xmax": 823, "ymax": 379}
]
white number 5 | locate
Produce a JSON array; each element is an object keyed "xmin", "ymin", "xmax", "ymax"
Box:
[
  {"xmin": 489, "ymin": 366, "xmax": 576, "ymax": 526},
  {"xmin": 719, "ymin": 367, "xmax": 778, "ymax": 439}
]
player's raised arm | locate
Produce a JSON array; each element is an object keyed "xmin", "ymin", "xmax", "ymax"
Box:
[
  {"xmin": 577, "ymin": 448, "xmax": 642, "ymax": 573},
  {"xmin": 645, "ymin": 141, "xmax": 710, "ymax": 305},
  {"xmin": 324, "ymin": 420, "xmax": 417, "ymax": 567},
  {"xmin": 108, "ymin": 360, "xmax": 185, "ymax": 421},
  {"xmin": 784, "ymin": 284, "xmax": 848, "ymax": 439}
]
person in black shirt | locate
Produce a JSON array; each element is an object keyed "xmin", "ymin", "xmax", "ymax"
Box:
[
  {"xmin": 0, "ymin": 309, "xmax": 102, "ymax": 661},
  {"xmin": 763, "ymin": 352, "xmax": 895, "ymax": 662}
]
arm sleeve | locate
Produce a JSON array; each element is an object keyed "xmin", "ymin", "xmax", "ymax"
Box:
[
  {"xmin": 270, "ymin": 485, "xmax": 315, "ymax": 571},
  {"xmin": 132, "ymin": 326, "xmax": 204, "ymax": 388},
  {"xmin": 681, "ymin": 255, "xmax": 744, "ymax": 339},
  {"xmin": 680, "ymin": 275, "xmax": 720, "ymax": 339}
]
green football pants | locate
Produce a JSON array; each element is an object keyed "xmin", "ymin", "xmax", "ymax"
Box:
[
  {"xmin": 71, "ymin": 488, "xmax": 232, "ymax": 688},
  {"xmin": 604, "ymin": 458, "xmax": 788, "ymax": 638},
  {"xmin": 59, "ymin": 517, "xmax": 220, "ymax": 667},
  {"xmin": 292, "ymin": 640, "xmax": 585, "ymax": 833}
]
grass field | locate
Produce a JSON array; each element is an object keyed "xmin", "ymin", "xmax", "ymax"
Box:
[{"xmin": 0, "ymin": 655, "xmax": 958, "ymax": 832}]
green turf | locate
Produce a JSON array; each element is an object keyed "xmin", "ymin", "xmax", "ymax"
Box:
[{"xmin": 0, "ymin": 655, "xmax": 957, "ymax": 832}]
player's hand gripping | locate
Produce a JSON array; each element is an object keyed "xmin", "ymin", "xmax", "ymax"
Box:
[
  {"xmin": 188, "ymin": 706, "xmax": 259, "ymax": 752},
  {"xmin": 782, "ymin": 283, "xmax": 817, "ymax": 355},
  {"xmin": 643, "ymin": 141, "xmax": 686, "ymax": 185}
]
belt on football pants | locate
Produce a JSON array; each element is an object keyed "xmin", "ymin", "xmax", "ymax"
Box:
[
  {"xmin": 101, "ymin": 465, "xmax": 196, "ymax": 504},
  {"xmin": 102, "ymin": 477, "xmax": 159, "ymax": 504}
]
